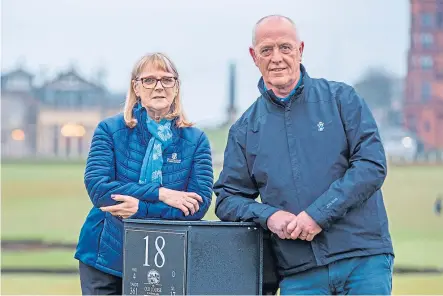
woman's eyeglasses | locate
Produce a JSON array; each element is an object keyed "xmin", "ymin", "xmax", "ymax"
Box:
[{"xmin": 135, "ymin": 76, "xmax": 177, "ymax": 89}]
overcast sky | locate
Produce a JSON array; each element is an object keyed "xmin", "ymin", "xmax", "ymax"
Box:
[{"xmin": 2, "ymin": 0, "xmax": 409, "ymax": 125}]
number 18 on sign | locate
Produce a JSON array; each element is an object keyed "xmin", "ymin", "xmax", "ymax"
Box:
[{"xmin": 124, "ymin": 229, "xmax": 186, "ymax": 296}]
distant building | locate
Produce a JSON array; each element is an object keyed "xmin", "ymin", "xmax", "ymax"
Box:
[
  {"xmin": 389, "ymin": 77, "xmax": 405, "ymax": 126},
  {"xmin": 1, "ymin": 67, "xmax": 124, "ymax": 159},
  {"xmin": 404, "ymin": 0, "xmax": 443, "ymax": 152},
  {"xmin": 1, "ymin": 69, "xmax": 38, "ymax": 157}
]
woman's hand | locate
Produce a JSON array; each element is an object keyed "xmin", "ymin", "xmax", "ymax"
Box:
[
  {"xmin": 100, "ymin": 195, "xmax": 139, "ymax": 219},
  {"xmin": 159, "ymin": 188, "xmax": 203, "ymax": 216}
]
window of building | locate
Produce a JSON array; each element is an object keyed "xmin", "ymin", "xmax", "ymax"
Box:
[
  {"xmin": 44, "ymin": 90, "xmax": 55, "ymax": 104},
  {"xmin": 53, "ymin": 91, "xmax": 60, "ymax": 109},
  {"xmin": 420, "ymin": 56, "xmax": 434, "ymax": 69},
  {"xmin": 407, "ymin": 116, "xmax": 417, "ymax": 132},
  {"xmin": 421, "ymin": 82, "xmax": 432, "ymax": 103},
  {"xmin": 78, "ymin": 136, "xmax": 83, "ymax": 156},
  {"xmin": 6, "ymin": 76, "xmax": 31, "ymax": 91},
  {"xmin": 437, "ymin": 12, "xmax": 443, "ymax": 28},
  {"xmin": 60, "ymin": 91, "xmax": 78, "ymax": 109},
  {"xmin": 1, "ymin": 129, "xmax": 8, "ymax": 144},
  {"xmin": 420, "ymin": 33, "xmax": 434, "ymax": 48},
  {"xmin": 53, "ymin": 125, "xmax": 59, "ymax": 156},
  {"xmin": 424, "ymin": 121, "xmax": 431, "ymax": 132},
  {"xmin": 421, "ymin": 13, "xmax": 433, "ymax": 27}
]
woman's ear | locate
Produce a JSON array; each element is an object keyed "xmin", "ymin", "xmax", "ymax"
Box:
[
  {"xmin": 173, "ymin": 85, "xmax": 179, "ymax": 96},
  {"xmin": 132, "ymin": 80, "xmax": 139, "ymax": 97}
]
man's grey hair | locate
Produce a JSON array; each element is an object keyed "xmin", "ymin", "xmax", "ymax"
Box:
[{"xmin": 252, "ymin": 15, "xmax": 300, "ymax": 46}]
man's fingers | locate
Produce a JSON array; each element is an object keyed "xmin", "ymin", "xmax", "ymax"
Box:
[
  {"xmin": 188, "ymin": 193, "xmax": 203, "ymax": 203},
  {"xmin": 306, "ymin": 233, "xmax": 316, "ymax": 241},
  {"xmin": 298, "ymin": 230, "xmax": 309, "ymax": 241},
  {"xmin": 283, "ymin": 226, "xmax": 292, "ymax": 239},
  {"xmin": 276, "ymin": 230, "xmax": 286, "ymax": 240},
  {"xmin": 286, "ymin": 218, "xmax": 298, "ymax": 233},
  {"xmin": 290, "ymin": 225, "xmax": 302, "ymax": 240}
]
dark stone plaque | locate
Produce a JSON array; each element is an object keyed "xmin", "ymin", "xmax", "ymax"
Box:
[
  {"xmin": 123, "ymin": 228, "xmax": 187, "ymax": 296},
  {"xmin": 123, "ymin": 220, "xmax": 271, "ymax": 295}
]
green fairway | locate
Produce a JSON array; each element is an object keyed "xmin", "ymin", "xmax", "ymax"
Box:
[
  {"xmin": 381, "ymin": 165, "xmax": 443, "ymax": 269},
  {"xmin": 1, "ymin": 161, "xmax": 443, "ymax": 294},
  {"xmin": 1, "ymin": 274, "xmax": 442, "ymax": 295},
  {"xmin": 1, "ymin": 275, "xmax": 82, "ymax": 295},
  {"xmin": 1, "ymin": 163, "xmax": 92, "ymax": 242},
  {"xmin": 204, "ymin": 126, "xmax": 230, "ymax": 154},
  {"xmin": 2, "ymin": 250, "xmax": 78, "ymax": 269}
]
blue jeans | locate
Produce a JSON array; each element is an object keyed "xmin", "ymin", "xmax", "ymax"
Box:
[{"xmin": 279, "ymin": 253, "xmax": 394, "ymax": 295}]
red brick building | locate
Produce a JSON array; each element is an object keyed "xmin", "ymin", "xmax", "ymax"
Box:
[{"xmin": 404, "ymin": 0, "xmax": 443, "ymax": 151}]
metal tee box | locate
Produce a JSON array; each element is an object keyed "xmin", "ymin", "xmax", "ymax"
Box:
[{"xmin": 123, "ymin": 219, "xmax": 276, "ymax": 295}]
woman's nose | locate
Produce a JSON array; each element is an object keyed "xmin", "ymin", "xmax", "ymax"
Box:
[{"xmin": 153, "ymin": 79, "xmax": 165, "ymax": 90}]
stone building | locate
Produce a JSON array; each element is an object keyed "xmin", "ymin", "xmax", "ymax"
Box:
[{"xmin": 1, "ymin": 67, "xmax": 123, "ymax": 159}]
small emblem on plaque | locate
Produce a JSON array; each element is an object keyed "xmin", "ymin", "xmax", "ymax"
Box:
[{"xmin": 147, "ymin": 269, "xmax": 160, "ymax": 285}]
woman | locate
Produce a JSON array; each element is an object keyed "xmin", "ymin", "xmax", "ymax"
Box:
[{"xmin": 74, "ymin": 52, "xmax": 214, "ymax": 295}]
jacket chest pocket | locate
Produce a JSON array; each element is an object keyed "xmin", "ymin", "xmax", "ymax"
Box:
[
  {"xmin": 162, "ymin": 152, "xmax": 191, "ymax": 186},
  {"xmin": 303, "ymin": 119, "xmax": 335, "ymax": 145},
  {"xmin": 297, "ymin": 119, "xmax": 347, "ymax": 165}
]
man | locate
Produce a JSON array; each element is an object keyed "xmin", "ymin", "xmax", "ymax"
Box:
[
  {"xmin": 213, "ymin": 15, "xmax": 394, "ymax": 295},
  {"xmin": 435, "ymin": 195, "xmax": 442, "ymax": 216}
]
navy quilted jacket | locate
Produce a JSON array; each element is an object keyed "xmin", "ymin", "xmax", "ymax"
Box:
[{"xmin": 74, "ymin": 106, "xmax": 214, "ymax": 277}]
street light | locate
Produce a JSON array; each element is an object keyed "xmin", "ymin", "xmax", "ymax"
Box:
[{"xmin": 11, "ymin": 129, "xmax": 25, "ymax": 141}]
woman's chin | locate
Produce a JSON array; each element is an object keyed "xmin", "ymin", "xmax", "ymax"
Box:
[{"xmin": 146, "ymin": 103, "xmax": 171, "ymax": 114}]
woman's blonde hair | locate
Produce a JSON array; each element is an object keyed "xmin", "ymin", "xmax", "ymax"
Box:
[{"xmin": 124, "ymin": 52, "xmax": 193, "ymax": 128}]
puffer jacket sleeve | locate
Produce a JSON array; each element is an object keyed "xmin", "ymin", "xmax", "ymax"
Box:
[
  {"xmin": 213, "ymin": 124, "xmax": 279, "ymax": 229},
  {"xmin": 84, "ymin": 121, "xmax": 160, "ymax": 208},
  {"xmin": 305, "ymin": 87, "xmax": 387, "ymax": 230},
  {"xmin": 131, "ymin": 131, "xmax": 214, "ymax": 220}
]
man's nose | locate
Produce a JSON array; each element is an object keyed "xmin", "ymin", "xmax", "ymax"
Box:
[{"xmin": 270, "ymin": 48, "xmax": 283, "ymax": 63}]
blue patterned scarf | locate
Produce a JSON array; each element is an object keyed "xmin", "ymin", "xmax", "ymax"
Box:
[{"xmin": 138, "ymin": 114, "xmax": 173, "ymax": 185}]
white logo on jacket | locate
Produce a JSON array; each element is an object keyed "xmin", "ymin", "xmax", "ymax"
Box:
[{"xmin": 167, "ymin": 152, "xmax": 181, "ymax": 163}]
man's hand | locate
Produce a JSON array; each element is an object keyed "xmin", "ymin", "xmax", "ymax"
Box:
[
  {"xmin": 267, "ymin": 210, "xmax": 297, "ymax": 239},
  {"xmin": 100, "ymin": 194, "xmax": 139, "ymax": 219},
  {"xmin": 287, "ymin": 211, "xmax": 322, "ymax": 241}
]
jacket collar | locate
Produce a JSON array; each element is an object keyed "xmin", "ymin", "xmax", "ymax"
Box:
[
  {"xmin": 132, "ymin": 102, "xmax": 181, "ymax": 146},
  {"xmin": 257, "ymin": 63, "xmax": 311, "ymax": 107}
]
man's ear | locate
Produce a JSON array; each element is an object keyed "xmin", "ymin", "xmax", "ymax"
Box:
[
  {"xmin": 299, "ymin": 41, "xmax": 305, "ymax": 58},
  {"xmin": 249, "ymin": 47, "xmax": 259, "ymax": 67}
]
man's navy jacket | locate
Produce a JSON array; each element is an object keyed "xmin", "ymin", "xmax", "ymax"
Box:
[{"xmin": 214, "ymin": 65, "xmax": 394, "ymax": 277}]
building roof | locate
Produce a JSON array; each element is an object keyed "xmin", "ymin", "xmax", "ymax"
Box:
[
  {"xmin": 38, "ymin": 68, "xmax": 105, "ymax": 92},
  {"xmin": 1, "ymin": 68, "xmax": 34, "ymax": 80}
]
